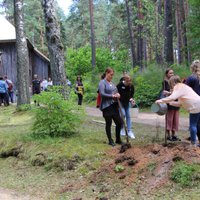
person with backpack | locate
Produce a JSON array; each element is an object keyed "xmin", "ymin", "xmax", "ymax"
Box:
[
  {"xmin": 4, "ymin": 75, "xmax": 14, "ymax": 104},
  {"xmin": 0, "ymin": 76, "xmax": 8, "ymax": 106}
]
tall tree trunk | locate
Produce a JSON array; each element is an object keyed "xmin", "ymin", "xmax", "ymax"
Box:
[
  {"xmin": 14, "ymin": 0, "xmax": 30, "ymax": 106},
  {"xmin": 175, "ymin": 0, "xmax": 183, "ymax": 64},
  {"xmin": 181, "ymin": 0, "xmax": 190, "ymax": 64},
  {"xmin": 41, "ymin": 0, "xmax": 66, "ymax": 86},
  {"xmin": 164, "ymin": 0, "xmax": 174, "ymax": 65},
  {"xmin": 143, "ymin": 37, "xmax": 147, "ymax": 68},
  {"xmin": 155, "ymin": 0, "xmax": 163, "ymax": 64},
  {"xmin": 125, "ymin": 0, "xmax": 136, "ymax": 68},
  {"xmin": 89, "ymin": 0, "xmax": 96, "ymax": 70},
  {"xmin": 137, "ymin": 0, "xmax": 144, "ymax": 70}
]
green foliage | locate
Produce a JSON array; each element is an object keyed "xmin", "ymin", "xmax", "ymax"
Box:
[
  {"xmin": 82, "ymin": 75, "xmax": 98, "ymax": 103},
  {"xmin": 114, "ymin": 164, "xmax": 125, "ymax": 173},
  {"xmin": 134, "ymin": 65, "xmax": 163, "ymax": 107},
  {"xmin": 187, "ymin": 0, "xmax": 200, "ymax": 58},
  {"xmin": 16, "ymin": 104, "xmax": 32, "ymax": 112},
  {"xmin": 32, "ymin": 87, "xmax": 85, "ymax": 138},
  {"xmin": 65, "ymin": 46, "xmax": 131, "ymax": 80},
  {"xmin": 171, "ymin": 161, "xmax": 200, "ymax": 187}
]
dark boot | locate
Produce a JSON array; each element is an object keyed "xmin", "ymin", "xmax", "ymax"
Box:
[
  {"xmin": 106, "ymin": 132, "xmax": 115, "ymax": 146},
  {"xmin": 108, "ymin": 139, "xmax": 115, "ymax": 147},
  {"xmin": 116, "ymin": 130, "xmax": 122, "ymax": 144}
]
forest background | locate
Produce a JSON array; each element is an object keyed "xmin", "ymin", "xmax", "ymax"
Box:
[{"xmin": 0, "ymin": 0, "xmax": 200, "ymax": 107}]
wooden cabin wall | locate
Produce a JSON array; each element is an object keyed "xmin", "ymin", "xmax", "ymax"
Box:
[
  {"xmin": 0, "ymin": 42, "xmax": 50, "ymax": 89},
  {"xmin": 0, "ymin": 43, "xmax": 17, "ymax": 89},
  {"xmin": 31, "ymin": 52, "xmax": 49, "ymax": 81}
]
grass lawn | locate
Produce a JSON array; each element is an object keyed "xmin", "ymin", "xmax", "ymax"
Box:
[{"xmin": 0, "ymin": 105, "xmax": 200, "ymax": 200}]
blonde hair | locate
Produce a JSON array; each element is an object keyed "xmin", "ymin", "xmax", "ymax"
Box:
[
  {"xmin": 190, "ymin": 60, "xmax": 200, "ymax": 79},
  {"xmin": 124, "ymin": 74, "xmax": 131, "ymax": 81},
  {"xmin": 169, "ymin": 75, "xmax": 181, "ymax": 88}
]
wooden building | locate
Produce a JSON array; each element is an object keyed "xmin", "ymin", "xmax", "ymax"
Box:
[{"xmin": 0, "ymin": 16, "xmax": 50, "ymax": 88}]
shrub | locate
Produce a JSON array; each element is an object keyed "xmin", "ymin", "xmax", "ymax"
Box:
[
  {"xmin": 133, "ymin": 65, "xmax": 163, "ymax": 107},
  {"xmin": 16, "ymin": 104, "xmax": 32, "ymax": 112},
  {"xmin": 32, "ymin": 87, "xmax": 85, "ymax": 138}
]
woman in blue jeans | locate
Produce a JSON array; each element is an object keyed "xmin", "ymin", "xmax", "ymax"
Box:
[
  {"xmin": 186, "ymin": 60, "xmax": 200, "ymax": 145},
  {"xmin": 117, "ymin": 74, "xmax": 135, "ymax": 139}
]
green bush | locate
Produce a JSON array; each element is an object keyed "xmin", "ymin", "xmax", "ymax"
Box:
[
  {"xmin": 133, "ymin": 64, "xmax": 191, "ymax": 107},
  {"xmin": 32, "ymin": 87, "xmax": 85, "ymax": 138},
  {"xmin": 171, "ymin": 161, "xmax": 200, "ymax": 187},
  {"xmin": 134, "ymin": 65, "xmax": 163, "ymax": 107}
]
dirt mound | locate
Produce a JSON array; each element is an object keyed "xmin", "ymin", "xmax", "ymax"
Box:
[
  {"xmin": 92, "ymin": 142, "xmax": 200, "ymax": 195},
  {"xmin": 59, "ymin": 142, "xmax": 200, "ymax": 199}
]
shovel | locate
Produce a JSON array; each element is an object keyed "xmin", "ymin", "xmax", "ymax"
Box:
[{"xmin": 117, "ymin": 98, "xmax": 131, "ymax": 153}]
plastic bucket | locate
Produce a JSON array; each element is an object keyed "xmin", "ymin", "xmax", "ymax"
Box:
[
  {"xmin": 130, "ymin": 103, "xmax": 139, "ymax": 118},
  {"xmin": 151, "ymin": 103, "xmax": 168, "ymax": 115}
]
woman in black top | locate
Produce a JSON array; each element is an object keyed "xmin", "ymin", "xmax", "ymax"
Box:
[
  {"xmin": 117, "ymin": 74, "xmax": 135, "ymax": 139},
  {"xmin": 75, "ymin": 75, "xmax": 84, "ymax": 105}
]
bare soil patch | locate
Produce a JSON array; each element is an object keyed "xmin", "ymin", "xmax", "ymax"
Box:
[{"xmin": 59, "ymin": 141, "xmax": 200, "ymax": 198}]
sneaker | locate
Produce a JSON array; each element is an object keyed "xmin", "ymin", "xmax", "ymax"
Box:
[
  {"xmin": 128, "ymin": 130, "xmax": 135, "ymax": 139},
  {"xmin": 172, "ymin": 136, "xmax": 181, "ymax": 141},
  {"xmin": 167, "ymin": 136, "xmax": 172, "ymax": 141},
  {"xmin": 190, "ymin": 143, "xmax": 197, "ymax": 148},
  {"xmin": 120, "ymin": 128, "xmax": 126, "ymax": 136}
]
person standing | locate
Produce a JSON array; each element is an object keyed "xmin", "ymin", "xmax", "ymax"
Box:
[
  {"xmin": 4, "ymin": 75, "xmax": 14, "ymax": 104},
  {"xmin": 0, "ymin": 76, "xmax": 8, "ymax": 106},
  {"xmin": 117, "ymin": 74, "xmax": 135, "ymax": 139},
  {"xmin": 185, "ymin": 60, "xmax": 200, "ymax": 145},
  {"xmin": 41, "ymin": 77, "xmax": 48, "ymax": 91},
  {"xmin": 156, "ymin": 75, "xmax": 200, "ymax": 147},
  {"xmin": 32, "ymin": 74, "xmax": 41, "ymax": 105},
  {"xmin": 75, "ymin": 75, "xmax": 84, "ymax": 105},
  {"xmin": 47, "ymin": 77, "xmax": 53, "ymax": 86},
  {"xmin": 161, "ymin": 68, "xmax": 180, "ymax": 141},
  {"xmin": 98, "ymin": 67, "xmax": 122, "ymax": 146},
  {"xmin": 66, "ymin": 76, "xmax": 72, "ymax": 88}
]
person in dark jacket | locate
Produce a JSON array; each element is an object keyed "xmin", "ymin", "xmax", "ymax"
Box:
[
  {"xmin": 185, "ymin": 60, "xmax": 200, "ymax": 146},
  {"xmin": 117, "ymin": 74, "xmax": 135, "ymax": 139},
  {"xmin": 32, "ymin": 74, "xmax": 41, "ymax": 106},
  {"xmin": 99, "ymin": 67, "xmax": 122, "ymax": 146}
]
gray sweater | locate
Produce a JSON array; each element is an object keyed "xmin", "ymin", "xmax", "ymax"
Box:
[{"xmin": 99, "ymin": 79, "xmax": 118, "ymax": 111}]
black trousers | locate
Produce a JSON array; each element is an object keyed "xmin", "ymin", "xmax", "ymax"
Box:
[
  {"xmin": 0, "ymin": 93, "xmax": 8, "ymax": 106},
  {"xmin": 103, "ymin": 103, "xmax": 122, "ymax": 143},
  {"xmin": 78, "ymin": 94, "xmax": 83, "ymax": 105}
]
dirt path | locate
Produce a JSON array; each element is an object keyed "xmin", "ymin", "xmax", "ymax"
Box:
[{"xmin": 86, "ymin": 106, "xmax": 189, "ymax": 131}]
